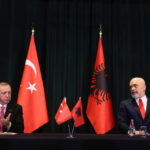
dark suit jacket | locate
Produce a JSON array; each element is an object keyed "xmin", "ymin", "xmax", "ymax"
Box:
[
  {"xmin": 3, "ymin": 102, "xmax": 24, "ymax": 133},
  {"xmin": 117, "ymin": 98, "xmax": 150, "ymax": 133}
]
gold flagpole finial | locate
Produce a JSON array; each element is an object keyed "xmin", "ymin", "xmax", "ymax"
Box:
[
  {"xmin": 32, "ymin": 27, "xmax": 35, "ymax": 35},
  {"xmin": 99, "ymin": 25, "xmax": 102, "ymax": 37},
  {"xmin": 31, "ymin": 22, "xmax": 35, "ymax": 35}
]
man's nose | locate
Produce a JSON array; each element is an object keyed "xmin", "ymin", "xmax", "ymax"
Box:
[
  {"xmin": 131, "ymin": 87, "xmax": 135, "ymax": 91},
  {"xmin": 5, "ymin": 93, "xmax": 9, "ymax": 97}
]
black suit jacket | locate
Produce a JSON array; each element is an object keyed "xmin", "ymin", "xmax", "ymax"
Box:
[
  {"xmin": 117, "ymin": 98, "xmax": 150, "ymax": 133},
  {"xmin": 3, "ymin": 102, "xmax": 24, "ymax": 133}
]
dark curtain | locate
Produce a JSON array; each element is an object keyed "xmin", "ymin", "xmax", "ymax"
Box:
[{"xmin": 0, "ymin": 0, "xmax": 150, "ymax": 133}]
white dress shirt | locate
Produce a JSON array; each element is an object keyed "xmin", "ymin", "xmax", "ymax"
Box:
[{"xmin": 135, "ymin": 95, "xmax": 147, "ymax": 111}]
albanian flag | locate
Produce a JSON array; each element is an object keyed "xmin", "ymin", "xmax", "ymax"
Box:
[
  {"xmin": 72, "ymin": 97, "xmax": 85, "ymax": 127},
  {"xmin": 86, "ymin": 30, "xmax": 115, "ymax": 134}
]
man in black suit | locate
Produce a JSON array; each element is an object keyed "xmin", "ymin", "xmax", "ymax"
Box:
[
  {"xmin": 0, "ymin": 82, "xmax": 24, "ymax": 133},
  {"xmin": 117, "ymin": 77, "xmax": 150, "ymax": 135}
]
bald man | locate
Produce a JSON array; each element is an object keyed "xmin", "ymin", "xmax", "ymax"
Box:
[{"xmin": 117, "ymin": 77, "xmax": 150, "ymax": 134}]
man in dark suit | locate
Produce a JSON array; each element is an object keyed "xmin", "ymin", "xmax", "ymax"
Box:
[
  {"xmin": 117, "ymin": 77, "xmax": 150, "ymax": 135},
  {"xmin": 0, "ymin": 82, "xmax": 24, "ymax": 133}
]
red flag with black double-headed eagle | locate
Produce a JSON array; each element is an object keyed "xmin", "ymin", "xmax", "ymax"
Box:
[
  {"xmin": 17, "ymin": 28, "xmax": 49, "ymax": 133},
  {"xmin": 72, "ymin": 97, "xmax": 85, "ymax": 127},
  {"xmin": 86, "ymin": 29, "xmax": 115, "ymax": 134}
]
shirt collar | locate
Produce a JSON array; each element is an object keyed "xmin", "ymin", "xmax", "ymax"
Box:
[
  {"xmin": 135, "ymin": 95, "xmax": 147, "ymax": 110},
  {"xmin": 135, "ymin": 95, "xmax": 147, "ymax": 102},
  {"xmin": 0, "ymin": 104, "xmax": 7, "ymax": 108}
]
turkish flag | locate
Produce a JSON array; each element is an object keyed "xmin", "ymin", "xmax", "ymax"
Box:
[
  {"xmin": 72, "ymin": 97, "xmax": 85, "ymax": 127},
  {"xmin": 86, "ymin": 31, "xmax": 115, "ymax": 134},
  {"xmin": 55, "ymin": 97, "xmax": 72, "ymax": 125},
  {"xmin": 17, "ymin": 31, "xmax": 49, "ymax": 133}
]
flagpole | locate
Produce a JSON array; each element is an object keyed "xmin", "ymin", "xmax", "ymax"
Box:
[
  {"xmin": 71, "ymin": 124, "xmax": 75, "ymax": 136},
  {"xmin": 68, "ymin": 124, "xmax": 71, "ymax": 135},
  {"xmin": 66, "ymin": 124, "xmax": 74, "ymax": 139}
]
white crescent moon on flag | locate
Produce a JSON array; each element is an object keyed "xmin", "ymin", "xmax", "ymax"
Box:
[{"xmin": 25, "ymin": 59, "xmax": 37, "ymax": 77}]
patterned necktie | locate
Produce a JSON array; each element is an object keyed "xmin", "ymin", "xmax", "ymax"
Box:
[
  {"xmin": 139, "ymin": 99, "xmax": 145, "ymax": 119},
  {"xmin": 0, "ymin": 106, "xmax": 5, "ymax": 132}
]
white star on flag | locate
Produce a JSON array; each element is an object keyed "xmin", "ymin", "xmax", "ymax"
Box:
[
  {"xmin": 26, "ymin": 82, "xmax": 37, "ymax": 94},
  {"xmin": 59, "ymin": 103, "xmax": 64, "ymax": 113}
]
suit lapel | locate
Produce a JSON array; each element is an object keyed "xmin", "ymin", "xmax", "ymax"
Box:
[
  {"xmin": 5, "ymin": 103, "xmax": 13, "ymax": 118},
  {"xmin": 131, "ymin": 99, "xmax": 142, "ymax": 119},
  {"xmin": 145, "ymin": 98, "xmax": 150, "ymax": 119}
]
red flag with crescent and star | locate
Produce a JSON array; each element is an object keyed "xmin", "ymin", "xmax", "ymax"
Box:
[
  {"xmin": 86, "ymin": 29, "xmax": 115, "ymax": 134},
  {"xmin": 55, "ymin": 97, "xmax": 72, "ymax": 125},
  {"xmin": 71, "ymin": 97, "xmax": 85, "ymax": 127},
  {"xmin": 17, "ymin": 29, "xmax": 49, "ymax": 133}
]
